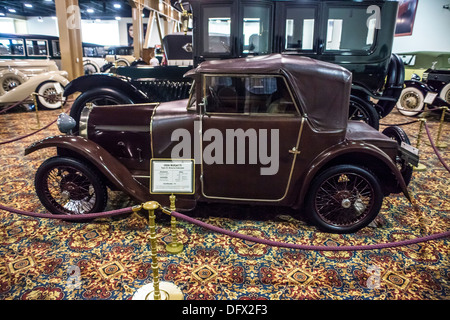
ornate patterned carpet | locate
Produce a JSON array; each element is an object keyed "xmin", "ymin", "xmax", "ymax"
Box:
[{"xmin": 0, "ymin": 103, "xmax": 449, "ymax": 300}]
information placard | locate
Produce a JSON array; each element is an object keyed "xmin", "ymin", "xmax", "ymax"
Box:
[{"xmin": 150, "ymin": 159, "xmax": 195, "ymax": 194}]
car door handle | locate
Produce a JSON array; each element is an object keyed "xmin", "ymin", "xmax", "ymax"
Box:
[{"xmin": 289, "ymin": 147, "xmax": 301, "ymax": 155}]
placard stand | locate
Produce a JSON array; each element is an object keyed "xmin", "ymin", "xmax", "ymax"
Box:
[{"xmin": 165, "ymin": 194, "xmax": 184, "ymax": 254}]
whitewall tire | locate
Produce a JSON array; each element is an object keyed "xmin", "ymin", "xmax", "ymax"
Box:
[
  {"xmin": 439, "ymin": 83, "xmax": 450, "ymax": 104},
  {"xmin": 36, "ymin": 81, "xmax": 65, "ymax": 110},
  {"xmin": 396, "ymin": 87, "xmax": 425, "ymax": 117}
]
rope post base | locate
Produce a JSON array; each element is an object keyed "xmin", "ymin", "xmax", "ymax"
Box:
[
  {"xmin": 132, "ymin": 201, "xmax": 184, "ymax": 300},
  {"xmin": 414, "ymin": 118, "xmax": 427, "ymax": 172},
  {"xmin": 165, "ymin": 194, "xmax": 184, "ymax": 254},
  {"xmin": 132, "ymin": 282, "xmax": 184, "ymax": 300}
]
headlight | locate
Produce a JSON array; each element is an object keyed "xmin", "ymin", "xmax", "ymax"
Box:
[
  {"xmin": 57, "ymin": 113, "xmax": 76, "ymax": 134},
  {"xmin": 411, "ymin": 73, "xmax": 421, "ymax": 81}
]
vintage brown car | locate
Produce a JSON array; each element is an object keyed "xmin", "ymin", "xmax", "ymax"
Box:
[{"xmin": 25, "ymin": 54, "xmax": 418, "ymax": 233}]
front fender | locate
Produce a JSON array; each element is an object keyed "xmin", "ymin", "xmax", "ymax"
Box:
[
  {"xmin": 404, "ymin": 80, "xmax": 432, "ymax": 95},
  {"xmin": 24, "ymin": 135, "xmax": 150, "ymax": 203},
  {"xmin": 295, "ymin": 142, "xmax": 411, "ymax": 208},
  {"xmin": 63, "ymin": 73, "xmax": 148, "ymax": 103}
]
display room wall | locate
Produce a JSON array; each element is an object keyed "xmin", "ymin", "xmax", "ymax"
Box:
[{"xmin": 392, "ymin": 0, "xmax": 450, "ymax": 53}]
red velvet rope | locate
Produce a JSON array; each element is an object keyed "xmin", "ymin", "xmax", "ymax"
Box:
[
  {"xmin": 170, "ymin": 210, "xmax": 450, "ymax": 251},
  {"xmin": 424, "ymin": 121, "xmax": 450, "ymax": 173},
  {"xmin": 0, "ymin": 203, "xmax": 134, "ymax": 220}
]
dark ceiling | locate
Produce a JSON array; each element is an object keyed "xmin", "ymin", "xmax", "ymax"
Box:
[{"xmin": 0, "ymin": 0, "xmax": 149, "ymax": 19}]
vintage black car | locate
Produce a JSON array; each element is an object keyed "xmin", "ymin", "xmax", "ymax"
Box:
[
  {"xmin": 397, "ymin": 52, "xmax": 450, "ymax": 116},
  {"xmin": 63, "ymin": 0, "xmax": 404, "ymax": 131},
  {"xmin": 26, "ymin": 54, "xmax": 418, "ymax": 234}
]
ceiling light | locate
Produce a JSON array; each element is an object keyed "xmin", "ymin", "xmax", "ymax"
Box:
[
  {"xmin": 87, "ymin": 8, "xmax": 94, "ymax": 13},
  {"xmin": 114, "ymin": 4, "xmax": 121, "ymax": 9},
  {"xmin": 115, "ymin": 16, "xmax": 121, "ymax": 20},
  {"xmin": 25, "ymin": 4, "xmax": 33, "ymax": 8},
  {"xmin": 8, "ymin": 8, "xmax": 16, "ymax": 13},
  {"xmin": 0, "ymin": 13, "xmax": 5, "ymax": 16}
]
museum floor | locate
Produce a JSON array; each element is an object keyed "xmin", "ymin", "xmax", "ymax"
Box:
[{"xmin": 0, "ymin": 102, "xmax": 449, "ymax": 300}]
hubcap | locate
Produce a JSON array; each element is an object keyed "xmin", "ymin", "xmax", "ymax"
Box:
[{"xmin": 402, "ymin": 92, "xmax": 420, "ymax": 109}]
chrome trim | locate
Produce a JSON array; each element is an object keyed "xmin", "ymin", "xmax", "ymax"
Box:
[
  {"xmin": 149, "ymin": 103, "xmax": 161, "ymax": 159},
  {"xmin": 79, "ymin": 103, "xmax": 94, "ymax": 138}
]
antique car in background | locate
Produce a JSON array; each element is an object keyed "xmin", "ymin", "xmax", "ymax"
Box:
[
  {"xmin": 63, "ymin": 0, "xmax": 404, "ymax": 131},
  {"xmin": 25, "ymin": 54, "xmax": 417, "ymax": 234},
  {"xmin": 0, "ymin": 59, "xmax": 69, "ymax": 109},
  {"xmin": 396, "ymin": 51, "xmax": 450, "ymax": 116}
]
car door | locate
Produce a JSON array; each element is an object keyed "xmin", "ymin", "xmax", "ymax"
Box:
[{"xmin": 200, "ymin": 74, "xmax": 305, "ymax": 201}]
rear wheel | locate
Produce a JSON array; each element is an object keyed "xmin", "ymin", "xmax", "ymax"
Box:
[
  {"xmin": 349, "ymin": 96, "xmax": 380, "ymax": 130},
  {"xmin": 439, "ymin": 83, "xmax": 450, "ymax": 105},
  {"xmin": 305, "ymin": 165, "xmax": 383, "ymax": 234},
  {"xmin": 35, "ymin": 157, "xmax": 108, "ymax": 215},
  {"xmin": 69, "ymin": 87, "xmax": 133, "ymax": 134}
]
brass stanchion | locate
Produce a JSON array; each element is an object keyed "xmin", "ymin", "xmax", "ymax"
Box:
[
  {"xmin": 132, "ymin": 201, "xmax": 183, "ymax": 300},
  {"xmin": 435, "ymin": 107, "xmax": 448, "ymax": 149},
  {"xmin": 414, "ymin": 118, "xmax": 427, "ymax": 172},
  {"xmin": 165, "ymin": 194, "xmax": 184, "ymax": 254},
  {"xmin": 30, "ymin": 93, "xmax": 41, "ymax": 130}
]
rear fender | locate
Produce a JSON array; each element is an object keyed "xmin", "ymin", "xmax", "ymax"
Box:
[
  {"xmin": 24, "ymin": 135, "xmax": 150, "ymax": 203},
  {"xmin": 294, "ymin": 142, "xmax": 411, "ymax": 209},
  {"xmin": 63, "ymin": 73, "xmax": 148, "ymax": 103}
]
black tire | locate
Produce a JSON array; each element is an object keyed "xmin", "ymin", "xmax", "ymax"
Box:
[
  {"xmin": 382, "ymin": 126, "xmax": 414, "ymax": 187},
  {"xmin": 305, "ymin": 165, "xmax": 383, "ymax": 234},
  {"xmin": 35, "ymin": 157, "xmax": 108, "ymax": 215},
  {"xmin": 69, "ymin": 87, "xmax": 133, "ymax": 133},
  {"xmin": 349, "ymin": 95, "xmax": 380, "ymax": 130}
]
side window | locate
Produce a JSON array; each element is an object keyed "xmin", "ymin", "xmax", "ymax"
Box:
[
  {"xmin": 202, "ymin": 6, "xmax": 231, "ymax": 54},
  {"xmin": 52, "ymin": 40, "xmax": 61, "ymax": 57},
  {"xmin": 204, "ymin": 75, "xmax": 297, "ymax": 115},
  {"xmin": 242, "ymin": 5, "xmax": 272, "ymax": 55},
  {"xmin": 284, "ymin": 7, "xmax": 316, "ymax": 51},
  {"xmin": 0, "ymin": 38, "xmax": 24, "ymax": 56},
  {"xmin": 26, "ymin": 40, "xmax": 48, "ymax": 56},
  {"xmin": 326, "ymin": 7, "xmax": 377, "ymax": 52}
]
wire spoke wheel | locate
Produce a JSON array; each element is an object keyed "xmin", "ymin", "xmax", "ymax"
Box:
[
  {"xmin": 306, "ymin": 165, "xmax": 383, "ymax": 233},
  {"xmin": 35, "ymin": 157, "xmax": 107, "ymax": 215}
]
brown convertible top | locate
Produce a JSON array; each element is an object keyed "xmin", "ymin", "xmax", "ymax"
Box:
[{"xmin": 186, "ymin": 54, "xmax": 352, "ymax": 131}]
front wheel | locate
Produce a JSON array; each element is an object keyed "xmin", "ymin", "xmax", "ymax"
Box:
[
  {"xmin": 35, "ymin": 157, "xmax": 108, "ymax": 215},
  {"xmin": 36, "ymin": 81, "xmax": 65, "ymax": 110},
  {"xmin": 305, "ymin": 165, "xmax": 383, "ymax": 234},
  {"xmin": 69, "ymin": 87, "xmax": 134, "ymax": 134},
  {"xmin": 396, "ymin": 87, "xmax": 425, "ymax": 116}
]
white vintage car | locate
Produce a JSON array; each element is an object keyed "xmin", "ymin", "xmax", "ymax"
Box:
[{"xmin": 0, "ymin": 59, "xmax": 69, "ymax": 109}]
